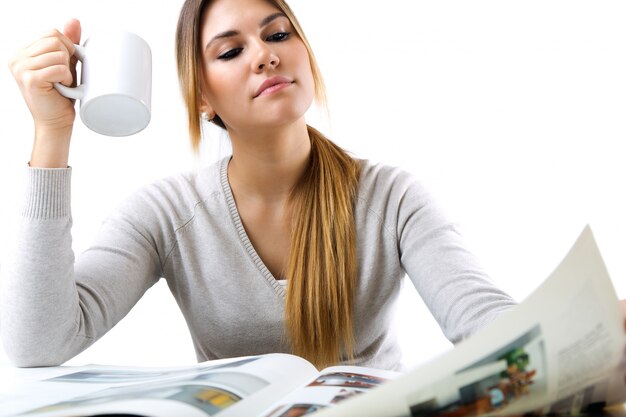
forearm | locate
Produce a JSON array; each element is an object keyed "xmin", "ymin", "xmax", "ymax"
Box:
[
  {"xmin": 0, "ymin": 166, "xmax": 165, "ymax": 367},
  {"xmin": 0, "ymin": 167, "xmax": 91, "ymax": 366},
  {"xmin": 394, "ymin": 174, "xmax": 516, "ymax": 342}
]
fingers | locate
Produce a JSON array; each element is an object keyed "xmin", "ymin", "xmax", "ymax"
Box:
[
  {"xmin": 28, "ymin": 36, "xmax": 72, "ymax": 58},
  {"xmin": 22, "ymin": 39, "xmax": 72, "ymax": 75},
  {"xmin": 26, "ymin": 51, "xmax": 70, "ymax": 72},
  {"xmin": 28, "ymin": 28, "xmax": 76, "ymax": 57},
  {"xmin": 9, "ymin": 29, "xmax": 76, "ymax": 90},
  {"xmin": 11, "ymin": 31, "xmax": 73, "ymax": 73},
  {"xmin": 23, "ymin": 64, "xmax": 74, "ymax": 91}
]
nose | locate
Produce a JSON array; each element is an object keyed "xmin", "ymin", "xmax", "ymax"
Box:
[{"xmin": 252, "ymin": 42, "xmax": 279, "ymax": 72}]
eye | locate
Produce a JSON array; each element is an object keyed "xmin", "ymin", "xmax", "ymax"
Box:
[
  {"xmin": 217, "ymin": 48, "xmax": 243, "ymax": 60},
  {"xmin": 266, "ymin": 32, "xmax": 290, "ymax": 42}
]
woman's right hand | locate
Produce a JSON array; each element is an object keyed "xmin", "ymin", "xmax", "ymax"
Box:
[{"xmin": 8, "ymin": 19, "xmax": 82, "ymax": 167}]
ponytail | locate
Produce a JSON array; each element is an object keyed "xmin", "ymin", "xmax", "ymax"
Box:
[{"xmin": 286, "ymin": 126, "xmax": 361, "ymax": 368}]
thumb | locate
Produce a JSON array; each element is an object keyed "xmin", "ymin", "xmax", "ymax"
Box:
[
  {"xmin": 62, "ymin": 18, "xmax": 82, "ymax": 90},
  {"xmin": 63, "ymin": 18, "xmax": 82, "ymax": 45}
]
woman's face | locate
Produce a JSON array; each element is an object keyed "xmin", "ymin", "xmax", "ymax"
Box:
[{"xmin": 200, "ymin": 0, "xmax": 315, "ymax": 133}]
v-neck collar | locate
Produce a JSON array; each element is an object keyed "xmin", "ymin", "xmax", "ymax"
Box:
[{"xmin": 219, "ymin": 156, "xmax": 287, "ymax": 297}]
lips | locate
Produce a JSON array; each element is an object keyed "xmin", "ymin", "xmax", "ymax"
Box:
[{"xmin": 254, "ymin": 76, "xmax": 294, "ymax": 98}]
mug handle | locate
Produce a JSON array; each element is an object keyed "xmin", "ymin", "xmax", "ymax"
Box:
[{"xmin": 53, "ymin": 44, "xmax": 87, "ymax": 100}]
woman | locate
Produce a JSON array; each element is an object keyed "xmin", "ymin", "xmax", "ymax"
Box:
[{"xmin": 2, "ymin": 0, "xmax": 618, "ymax": 371}]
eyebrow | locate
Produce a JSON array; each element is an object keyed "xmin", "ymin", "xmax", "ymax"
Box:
[{"xmin": 205, "ymin": 12, "xmax": 287, "ymax": 51}]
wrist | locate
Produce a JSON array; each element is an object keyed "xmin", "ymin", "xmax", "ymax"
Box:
[{"xmin": 30, "ymin": 125, "xmax": 73, "ymax": 168}]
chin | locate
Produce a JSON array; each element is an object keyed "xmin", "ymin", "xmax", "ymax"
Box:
[{"xmin": 260, "ymin": 102, "xmax": 311, "ymax": 126}]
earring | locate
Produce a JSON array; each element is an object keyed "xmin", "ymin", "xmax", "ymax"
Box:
[{"xmin": 201, "ymin": 112, "xmax": 215, "ymax": 123}]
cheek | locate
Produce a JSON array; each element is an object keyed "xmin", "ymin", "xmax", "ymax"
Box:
[
  {"xmin": 204, "ymin": 68, "xmax": 242, "ymax": 109},
  {"xmin": 293, "ymin": 46, "xmax": 316, "ymax": 100}
]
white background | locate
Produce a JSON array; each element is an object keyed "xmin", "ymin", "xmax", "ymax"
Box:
[{"xmin": 1, "ymin": 1, "xmax": 625, "ymax": 369}]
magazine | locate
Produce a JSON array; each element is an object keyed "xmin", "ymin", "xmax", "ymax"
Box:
[
  {"xmin": 0, "ymin": 353, "xmax": 398, "ymax": 417},
  {"xmin": 1, "ymin": 225, "xmax": 625, "ymax": 417}
]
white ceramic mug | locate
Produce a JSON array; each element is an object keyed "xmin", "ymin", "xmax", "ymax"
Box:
[{"xmin": 54, "ymin": 31, "xmax": 152, "ymax": 137}]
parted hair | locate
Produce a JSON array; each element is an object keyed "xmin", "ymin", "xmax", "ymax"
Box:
[{"xmin": 175, "ymin": 0, "xmax": 361, "ymax": 368}]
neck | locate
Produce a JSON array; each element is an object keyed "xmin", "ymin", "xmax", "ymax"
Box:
[{"xmin": 227, "ymin": 119, "xmax": 311, "ymax": 202}]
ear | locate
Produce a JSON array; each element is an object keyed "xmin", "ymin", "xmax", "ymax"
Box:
[{"xmin": 198, "ymin": 93, "xmax": 214, "ymax": 118}]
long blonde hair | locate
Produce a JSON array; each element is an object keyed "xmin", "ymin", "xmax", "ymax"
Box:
[{"xmin": 176, "ymin": 0, "xmax": 361, "ymax": 368}]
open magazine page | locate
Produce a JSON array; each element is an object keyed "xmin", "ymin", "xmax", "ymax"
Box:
[
  {"xmin": 2, "ymin": 353, "xmax": 318, "ymax": 417},
  {"xmin": 316, "ymin": 226, "xmax": 626, "ymax": 417},
  {"xmin": 257, "ymin": 365, "xmax": 400, "ymax": 416}
]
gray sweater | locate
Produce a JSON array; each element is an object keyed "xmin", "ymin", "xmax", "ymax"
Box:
[{"xmin": 0, "ymin": 157, "xmax": 515, "ymax": 369}]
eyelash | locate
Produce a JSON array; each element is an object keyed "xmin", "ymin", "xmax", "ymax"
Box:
[{"xmin": 217, "ymin": 31, "xmax": 291, "ymax": 61}]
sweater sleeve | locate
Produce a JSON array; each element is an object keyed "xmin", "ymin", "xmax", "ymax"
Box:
[
  {"xmin": 394, "ymin": 171, "xmax": 516, "ymax": 343},
  {"xmin": 0, "ymin": 167, "xmax": 162, "ymax": 367}
]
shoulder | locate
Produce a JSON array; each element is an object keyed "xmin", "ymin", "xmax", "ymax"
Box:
[
  {"xmin": 355, "ymin": 159, "xmax": 453, "ymax": 239},
  {"xmin": 114, "ymin": 157, "xmax": 227, "ymax": 231},
  {"xmin": 358, "ymin": 158, "xmax": 413, "ymax": 182},
  {"xmin": 356, "ymin": 159, "xmax": 433, "ymax": 211}
]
